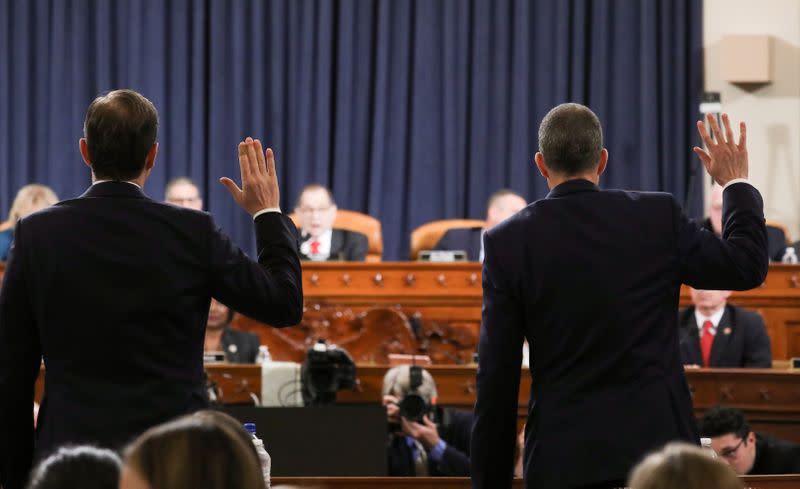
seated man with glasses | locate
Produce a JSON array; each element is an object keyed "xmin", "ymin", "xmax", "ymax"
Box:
[
  {"xmin": 699, "ymin": 406, "xmax": 800, "ymax": 475},
  {"xmin": 294, "ymin": 183, "xmax": 368, "ymax": 261}
]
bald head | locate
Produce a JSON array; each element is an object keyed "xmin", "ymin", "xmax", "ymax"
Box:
[{"xmin": 486, "ymin": 190, "xmax": 527, "ymax": 229}]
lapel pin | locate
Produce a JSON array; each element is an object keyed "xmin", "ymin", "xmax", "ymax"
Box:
[
  {"xmin": 228, "ymin": 344, "xmax": 238, "ymax": 353},
  {"xmin": 723, "ymin": 327, "xmax": 732, "ymax": 336}
]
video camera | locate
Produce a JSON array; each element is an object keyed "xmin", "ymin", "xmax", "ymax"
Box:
[{"xmin": 301, "ymin": 339, "xmax": 357, "ymax": 406}]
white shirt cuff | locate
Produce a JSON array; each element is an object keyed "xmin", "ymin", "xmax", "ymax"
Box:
[
  {"xmin": 723, "ymin": 178, "xmax": 753, "ymax": 190},
  {"xmin": 252, "ymin": 207, "xmax": 281, "ymax": 220}
]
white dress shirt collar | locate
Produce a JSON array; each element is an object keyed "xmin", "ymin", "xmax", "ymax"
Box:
[
  {"xmin": 695, "ymin": 306, "xmax": 726, "ymax": 336},
  {"xmin": 92, "ymin": 179, "xmax": 142, "ymax": 189}
]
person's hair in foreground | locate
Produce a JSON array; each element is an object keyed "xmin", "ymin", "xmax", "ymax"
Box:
[
  {"xmin": 628, "ymin": 442, "xmax": 743, "ymax": 489},
  {"xmin": 26, "ymin": 446, "xmax": 121, "ymax": 489},
  {"xmin": 121, "ymin": 411, "xmax": 265, "ymax": 489}
]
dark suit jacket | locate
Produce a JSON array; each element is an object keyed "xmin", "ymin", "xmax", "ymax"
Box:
[
  {"xmin": 299, "ymin": 229, "xmax": 369, "ymax": 261},
  {"xmin": 472, "ymin": 180, "xmax": 768, "ymax": 489},
  {"xmin": 678, "ymin": 305, "xmax": 772, "ymax": 368},
  {"xmin": 751, "ymin": 433, "xmax": 800, "ymax": 474},
  {"xmin": 387, "ymin": 408, "xmax": 472, "ymax": 477},
  {"xmin": 703, "ymin": 217, "xmax": 786, "ymax": 261},
  {"xmin": 221, "ymin": 328, "xmax": 261, "ymax": 363},
  {"xmin": 434, "ymin": 227, "xmax": 483, "ymax": 261},
  {"xmin": 0, "ymin": 182, "xmax": 303, "ymax": 489}
]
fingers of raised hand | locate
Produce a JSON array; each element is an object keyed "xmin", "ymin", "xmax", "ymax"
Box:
[
  {"xmin": 238, "ymin": 141, "xmax": 252, "ymax": 181},
  {"xmin": 722, "ymin": 113, "xmax": 736, "ymax": 145},
  {"xmin": 265, "ymin": 148, "xmax": 277, "ymax": 178},
  {"xmin": 708, "ymin": 113, "xmax": 726, "ymax": 145},
  {"xmin": 253, "ymin": 139, "xmax": 267, "ymax": 176},
  {"xmin": 692, "ymin": 147, "xmax": 711, "ymax": 166},
  {"xmin": 244, "ymin": 137, "xmax": 260, "ymax": 181},
  {"xmin": 697, "ymin": 120, "xmax": 715, "ymax": 148},
  {"xmin": 738, "ymin": 121, "xmax": 747, "ymax": 150}
]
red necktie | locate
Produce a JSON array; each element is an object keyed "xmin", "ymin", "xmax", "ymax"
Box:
[
  {"xmin": 700, "ymin": 320, "xmax": 714, "ymax": 367},
  {"xmin": 310, "ymin": 240, "xmax": 321, "ymax": 255}
]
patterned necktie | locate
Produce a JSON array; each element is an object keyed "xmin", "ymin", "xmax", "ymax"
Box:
[
  {"xmin": 310, "ymin": 240, "xmax": 321, "ymax": 255},
  {"xmin": 700, "ymin": 320, "xmax": 714, "ymax": 367}
]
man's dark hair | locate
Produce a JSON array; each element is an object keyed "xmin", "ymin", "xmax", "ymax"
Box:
[
  {"xmin": 26, "ymin": 446, "xmax": 121, "ymax": 489},
  {"xmin": 296, "ymin": 183, "xmax": 336, "ymax": 208},
  {"xmin": 83, "ymin": 89, "xmax": 159, "ymax": 181},
  {"xmin": 538, "ymin": 103, "xmax": 603, "ymax": 176},
  {"xmin": 698, "ymin": 406, "xmax": 751, "ymax": 440}
]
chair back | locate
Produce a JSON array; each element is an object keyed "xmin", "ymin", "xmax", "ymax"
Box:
[{"xmin": 409, "ymin": 219, "xmax": 486, "ymax": 260}]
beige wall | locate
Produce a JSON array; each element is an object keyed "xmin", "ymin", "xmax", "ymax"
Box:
[{"xmin": 704, "ymin": 0, "xmax": 800, "ymax": 242}]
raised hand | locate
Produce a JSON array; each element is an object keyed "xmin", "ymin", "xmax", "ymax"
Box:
[
  {"xmin": 693, "ymin": 113, "xmax": 748, "ymax": 186},
  {"xmin": 220, "ymin": 137, "xmax": 280, "ymax": 215}
]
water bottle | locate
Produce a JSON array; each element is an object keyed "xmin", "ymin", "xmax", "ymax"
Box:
[
  {"xmin": 244, "ymin": 422, "xmax": 271, "ymax": 487},
  {"xmin": 781, "ymin": 247, "xmax": 798, "ymax": 264},
  {"xmin": 700, "ymin": 437, "xmax": 718, "ymax": 459},
  {"xmin": 255, "ymin": 345, "xmax": 272, "ymax": 364}
]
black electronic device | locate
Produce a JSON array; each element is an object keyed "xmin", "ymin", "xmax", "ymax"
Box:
[
  {"xmin": 301, "ymin": 339, "xmax": 357, "ymax": 405},
  {"xmin": 397, "ymin": 365, "xmax": 433, "ymax": 423}
]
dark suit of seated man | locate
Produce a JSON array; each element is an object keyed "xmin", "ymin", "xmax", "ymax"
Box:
[
  {"xmin": 0, "ymin": 90, "xmax": 303, "ymax": 489},
  {"xmin": 295, "ymin": 183, "xmax": 368, "ymax": 261},
  {"xmin": 679, "ymin": 288, "xmax": 771, "ymax": 368},
  {"xmin": 382, "ymin": 365, "xmax": 471, "ymax": 477},
  {"xmin": 205, "ymin": 298, "xmax": 260, "ymax": 363},
  {"xmin": 703, "ymin": 183, "xmax": 788, "ymax": 261},
  {"xmin": 434, "ymin": 189, "xmax": 527, "ymax": 262},
  {"xmin": 700, "ymin": 406, "xmax": 800, "ymax": 475}
]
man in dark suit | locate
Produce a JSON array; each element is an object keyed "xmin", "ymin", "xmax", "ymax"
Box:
[
  {"xmin": 383, "ymin": 366, "xmax": 471, "ymax": 477},
  {"xmin": 0, "ymin": 89, "xmax": 303, "ymax": 489},
  {"xmin": 434, "ymin": 189, "xmax": 527, "ymax": 261},
  {"xmin": 699, "ymin": 406, "xmax": 800, "ymax": 475},
  {"xmin": 471, "ymin": 104, "xmax": 768, "ymax": 489},
  {"xmin": 294, "ymin": 183, "xmax": 368, "ymax": 261},
  {"xmin": 204, "ymin": 298, "xmax": 261, "ymax": 363},
  {"xmin": 703, "ymin": 183, "xmax": 788, "ymax": 261},
  {"xmin": 679, "ymin": 288, "xmax": 771, "ymax": 368}
]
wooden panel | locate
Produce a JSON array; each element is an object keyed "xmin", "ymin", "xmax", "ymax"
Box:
[
  {"xmin": 5, "ymin": 263, "xmax": 800, "ymax": 360},
  {"xmin": 270, "ymin": 476, "xmax": 800, "ymax": 489}
]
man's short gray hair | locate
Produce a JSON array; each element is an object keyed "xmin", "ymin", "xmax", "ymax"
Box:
[
  {"xmin": 538, "ymin": 103, "xmax": 603, "ymax": 176},
  {"xmin": 382, "ymin": 365, "xmax": 438, "ymax": 404}
]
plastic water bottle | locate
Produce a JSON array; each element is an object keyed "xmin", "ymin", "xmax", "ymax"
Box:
[
  {"xmin": 255, "ymin": 345, "xmax": 272, "ymax": 364},
  {"xmin": 782, "ymin": 247, "xmax": 798, "ymax": 264},
  {"xmin": 700, "ymin": 437, "xmax": 718, "ymax": 459},
  {"xmin": 244, "ymin": 423, "xmax": 271, "ymax": 487}
]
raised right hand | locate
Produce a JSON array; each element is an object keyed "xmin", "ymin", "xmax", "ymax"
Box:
[
  {"xmin": 220, "ymin": 137, "xmax": 280, "ymax": 215},
  {"xmin": 693, "ymin": 113, "xmax": 749, "ymax": 186}
]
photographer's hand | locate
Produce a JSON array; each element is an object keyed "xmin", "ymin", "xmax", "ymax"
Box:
[{"xmin": 400, "ymin": 415, "xmax": 441, "ymax": 450}]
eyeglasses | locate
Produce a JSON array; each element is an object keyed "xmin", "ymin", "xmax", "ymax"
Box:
[
  {"xmin": 719, "ymin": 438, "xmax": 745, "ymax": 460},
  {"xmin": 298, "ymin": 206, "xmax": 332, "ymax": 215},
  {"xmin": 167, "ymin": 197, "xmax": 200, "ymax": 204}
]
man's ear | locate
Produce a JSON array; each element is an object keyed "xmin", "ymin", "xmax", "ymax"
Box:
[
  {"xmin": 534, "ymin": 152, "xmax": 549, "ymax": 179},
  {"xmin": 596, "ymin": 148, "xmax": 609, "ymax": 176},
  {"xmin": 79, "ymin": 138, "xmax": 92, "ymax": 169},
  {"xmin": 145, "ymin": 143, "xmax": 158, "ymax": 171}
]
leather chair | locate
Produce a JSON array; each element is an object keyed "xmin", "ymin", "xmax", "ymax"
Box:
[
  {"xmin": 289, "ymin": 209, "xmax": 383, "ymax": 262},
  {"xmin": 409, "ymin": 219, "xmax": 485, "ymax": 260}
]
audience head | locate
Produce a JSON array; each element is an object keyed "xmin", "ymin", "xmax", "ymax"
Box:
[
  {"xmin": 698, "ymin": 406, "xmax": 757, "ymax": 475},
  {"xmin": 121, "ymin": 411, "xmax": 265, "ymax": 489},
  {"xmin": 165, "ymin": 177, "xmax": 203, "ymax": 210},
  {"xmin": 26, "ymin": 446, "xmax": 121, "ymax": 489},
  {"xmin": 7, "ymin": 184, "xmax": 59, "ymax": 223},
  {"xmin": 535, "ymin": 103, "xmax": 607, "ymax": 185},
  {"xmin": 629, "ymin": 442, "xmax": 742, "ymax": 489},
  {"xmin": 81, "ymin": 89, "xmax": 159, "ymax": 182},
  {"xmin": 295, "ymin": 184, "xmax": 337, "ymax": 238},
  {"xmin": 381, "ymin": 365, "xmax": 437, "ymax": 424},
  {"xmin": 485, "ymin": 189, "xmax": 526, "ymax": 229},
  {"xmin": 689, "ymin": 287, "xmax": 731, "ymax": 316},
  {"xmin": 709, "ymin": 183, "xmax": 724, "ymax": 235},
  {"xmin": 207, "ymin": 298, "xmax": 234, "ymax": 331}
]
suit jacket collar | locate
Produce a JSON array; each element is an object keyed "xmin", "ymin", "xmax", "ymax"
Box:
[
  {"xmin": 546, "ymin": 179, "xmax": 600, "ymax": 199},
  {"xmin": 709, "ymin": 306, "xmax": 735, "ymax": 366},
  {"xmin": 81, "ymin": 181, "xmax": 149, "ymax": 200},
  {"xmin": 329, "ymin": 229, "xmax": 344, "ymax": 260}
]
